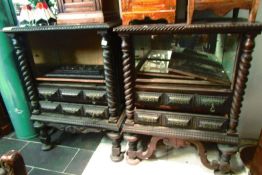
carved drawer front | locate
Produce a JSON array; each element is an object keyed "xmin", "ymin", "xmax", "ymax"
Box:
[
  {"xmin": 84, "ymin": 106, "xmax": 109, "ymax": 119},
  {"xmin": 162, "ymin": 114, "xmax": 192, "ymax": 128},
  {"xmin": 194, "ymin": 117, "xmax": 227, "ymax": 131},
  {"xmin": 38, "ymin": 87, "xmax": 60, "ymax": 100},
  {"xmin": 39, "ymin": 101, "xmax": 109, "ymax": 119},
  {"xmin": 136, "ymin": 92, "xmax": 162, "ymax": 105},
  {"xmin": 194, "ymin": 95, "xmax": 230, "ymax": 115},
  {"xmin": 60, "ymin": 88, "xmax": 83, "ymax": 101},
  {"xmin": 38, "ymin": 86, "xmax": 107, "ymax": 105},
  {"xmin": 134, "ymin": 111, "xmax": 160, "ymax": 125},
  {"xmin": 84, "ymin": 90, "xmax": 107, "ymax": 104},
  {"xmin": 61, "ymin": 103, "xmax": 83, "ymax": 116},
  {"xmin": 165, "ymin": 93, "xmax": 194, "ymax": 108},
  {"xmin": 40, "ymin": 101, "xmax": 61, "ymax": 113}
]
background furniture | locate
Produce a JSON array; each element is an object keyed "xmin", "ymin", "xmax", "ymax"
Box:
[
  {"xmin": 56, "ymin": 0, "xmax": 120, "ymax": 24},
  {"xmin": 187, "ymin": 0, "xmax": 260, "ymax": 24},
  {"xmin": 2, "ymin": 22, "xmax": 125, "ymax": 162},
  {"xmin": 114, "ymin": 21, "xmax": 262, "ymax": 173},
  {"xmin": 0, "ymin": 95, "xmax": 11, "ymax": 137},
  {"xmin": 121, "ymin": 0, "xmax": 176, "ymax": 25}
]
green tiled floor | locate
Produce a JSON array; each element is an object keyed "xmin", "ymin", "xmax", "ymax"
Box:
[{"xmin": 1, "ymin": 131, "xmax": 103, "ymax": 175}]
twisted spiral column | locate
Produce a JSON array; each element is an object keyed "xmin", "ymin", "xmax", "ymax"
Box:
[
  {"xmin": 100, "ymin": 32, "xmax": 117, "ymax": 121},
  {"xmin": 120, "ymin": 35, "xmax": 135, "ymax": 125},
  {"xmin": 11, "ymin": 34, "xmax": 40, "ymax": 115},
  {"xmin": 229, "ymin": 34, "xmax": 256, "ymax": 134}
]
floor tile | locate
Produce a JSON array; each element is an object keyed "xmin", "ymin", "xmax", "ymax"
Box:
[
  {"xmin": 65, "ymin": 149, "xmax": 93, "ymax": 175},
  {"xmin": 20, "ymin": 142, "xmax": 78, "ymax": 172},
  {"xmin": 52, "ymin": 131, "xmax": 103, "ymax": 151},
  {"xmin": 26, "ymin": 166, "xmax": 34, "ymax": 174},
  {"xmin": 0, "ymin": 138, "xmax": 27, "ymax": 155},
  {"xmin": 28, "ymin": 168, "xmax": 69, "ymax": 175},
  {"xmin": 11, "ymin": 133, "xmax": 40, "ymax": 142},
  {"xmin": 3, "ymin": 132, "xmax": 15, "ymax": 138}
]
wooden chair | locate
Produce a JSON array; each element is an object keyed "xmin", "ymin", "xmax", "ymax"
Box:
[
  {"xmin": 187, "ymin": 0, "xmax": 260, "ymax": 24},
  {"xmin": 0, "ymin": 150, "xmax": 27, "ymax": 175}
]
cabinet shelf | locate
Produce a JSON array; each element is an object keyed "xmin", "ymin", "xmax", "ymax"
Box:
[
  {"xmin": 114, "ymin": 20, "xmax": 262, "ymax": 34},
  {"xmin": 2, "ymin": 21, "xmax": 121, "ymax": 33}
]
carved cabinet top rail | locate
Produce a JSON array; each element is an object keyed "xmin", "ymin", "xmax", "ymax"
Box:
[
  {"xmin": 114, "ymin": 21, "xmax": 262, "ymax": 34},
  {"xmin": 2, "ymin": 21, "xmax": 121, "ymax": 33}
]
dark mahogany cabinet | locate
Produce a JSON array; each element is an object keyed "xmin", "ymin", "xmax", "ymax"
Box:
[
  {"xmin": 2, "ymin": 22, "xmax": 125, "ymax": 161},
  {"xmin": 114, "ymin": 21, "xmax": 262, "ymax": 173}
]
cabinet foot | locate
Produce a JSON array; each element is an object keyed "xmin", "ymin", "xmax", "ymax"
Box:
[
  {"xmin": 107, "ymin": 132, "xmax": 124, "ymax": 162},
  {"xmin": 33, "ymin": 121, "xmax": 53, "ymax": 151},
  {"xmin": 217, "ymin": 144, "xmax": 238, "ymax": 174}
]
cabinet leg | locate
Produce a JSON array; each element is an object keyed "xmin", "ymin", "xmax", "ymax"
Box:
[
  {"xmin": 33, "ymin": 121, "xmax": 52, "ymax": 151},
  {"xmin": 124, "ymin": 134, "xmax": 140, "ymax": 165},
  {"xmin": 107, "ymin": 132, "xmax": 124, "ymax": 162},
  {"xmin": 217, "ymin": 144, "xmax": 238, "ymax": 174}
]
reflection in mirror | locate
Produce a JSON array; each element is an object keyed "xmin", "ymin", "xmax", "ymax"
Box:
[{"xmin": 134, "ymin": 34, "xmax": 239, "ymax": 86}]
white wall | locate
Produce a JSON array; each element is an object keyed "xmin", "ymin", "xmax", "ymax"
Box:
[{"xmin": 238, "ymin": 4, "xmax": 262, "ymax": 139}]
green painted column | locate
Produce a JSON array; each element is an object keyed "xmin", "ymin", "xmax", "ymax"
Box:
[{"xmin": 0, "ymin": 2, "xmax": 36, "ymax": 139}]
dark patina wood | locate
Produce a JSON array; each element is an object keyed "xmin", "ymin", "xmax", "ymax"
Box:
[
  {"xmin": 115, "ymin": 21, "xmax": 262, "ymax": 173},
  {"xmin": 229, "ymin": 34, "xmax": 256, "ymax": 134},
  {"xmin": 3, "ymin": 22, "xmax": 124, "ymax": 161}
]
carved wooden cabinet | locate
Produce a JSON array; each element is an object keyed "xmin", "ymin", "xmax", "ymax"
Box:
[
  {"xmin": 114, "ymin": 21, "xmax": 262, "ymax": 172},
  {"xmin": 121, "ymin": 0, "xmax": 176, "ymax": 25},
  {"xmin": 2, "ymin": 22, "xmax": 125, "ymax": 162}
]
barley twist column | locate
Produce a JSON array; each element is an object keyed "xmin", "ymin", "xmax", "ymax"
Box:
[
  {"xmin": 11, "ymin": 34, "xmax": 40, "ymax": 115},
  {"xmin": 229, "ymin": 34, "xmax": 256, "ymax": 134},
  {"xmin": 100, "ymin": 32, "xmax": 117, "ymax": 123},
  {"xmin": 120, "ymin": 34, "xmax": 135, "ymax": 125}
]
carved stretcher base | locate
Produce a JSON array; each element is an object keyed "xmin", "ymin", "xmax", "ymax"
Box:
[{"xmin": 124, "ymin": 134, "xmax": 238, "ymax": 174}]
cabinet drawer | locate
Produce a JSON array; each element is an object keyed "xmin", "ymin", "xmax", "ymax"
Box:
[
  {"xmin": 61, "ymin": 103, "xmax": 82, "ymax": 116},
  {"xmin": 162, "ymin": 114, "xmax": 192, "ymax": 128},
  {"xmin": 38, "ymin": 87, "xmax": 60, "ymax": 100},
  {"xmin": 195, "ymin": 118, "xmax": 227, "ymax": 131},
  {"xmin": 134, "ymin": 111, "xmax": 160, "ymax": 125},
  {"xmin": 165, "ymin": 93, "xmax": 194, "ymax": 107},
  {"xmin": 38, "ymin": 86, "xmax": 107, "ymax": 105},
  {"xmin": 134, "ymin": 109, "xmax": 227, "ymax": 132},
  {"xmin": 84, "ymin": 90, "xmax": 107, "ymax": 104},
  {"xmin": 195, "ymin": 95, "xmax": 230, "ymax": 115},
  {"xmin": 60, "ymin": 88, "xmax": 83, "ymax": 101},
  {"xmin": 136, "ymin": 92, "xmax": 162, "ymax": 105},
  {"xmin": 40, "ymin": 101, "xmax": 61, "ymax": 113},
  {"xmin": 39, "ymin": 101, "xmax": 109, "ymax": 119}
]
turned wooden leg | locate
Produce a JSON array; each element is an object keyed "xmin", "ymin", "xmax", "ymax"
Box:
[
  {"xmin": 249, "ymin": 0, "xmax": 260, "ymax": 23},
  {"xmin": 107, "ymin": 132, "xmax": 124, "ymax": 162},
  {"xmin": 124, "ymin": 134, "xmax": 140, "ymax": 165},
  {"xmin": 217, "ymin": 144, "xmax": 238, "ymax": 174},
  {"xmin": 187, "ymin": 0, "xmax": 194, "ymax": 24},
  {"xmin": 233, "ymin": 8, "xmax": 239, "ymax": 20},
  {"xmin": 34, "ymin": 121, "xmax": 52, "ymax": 151}
]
